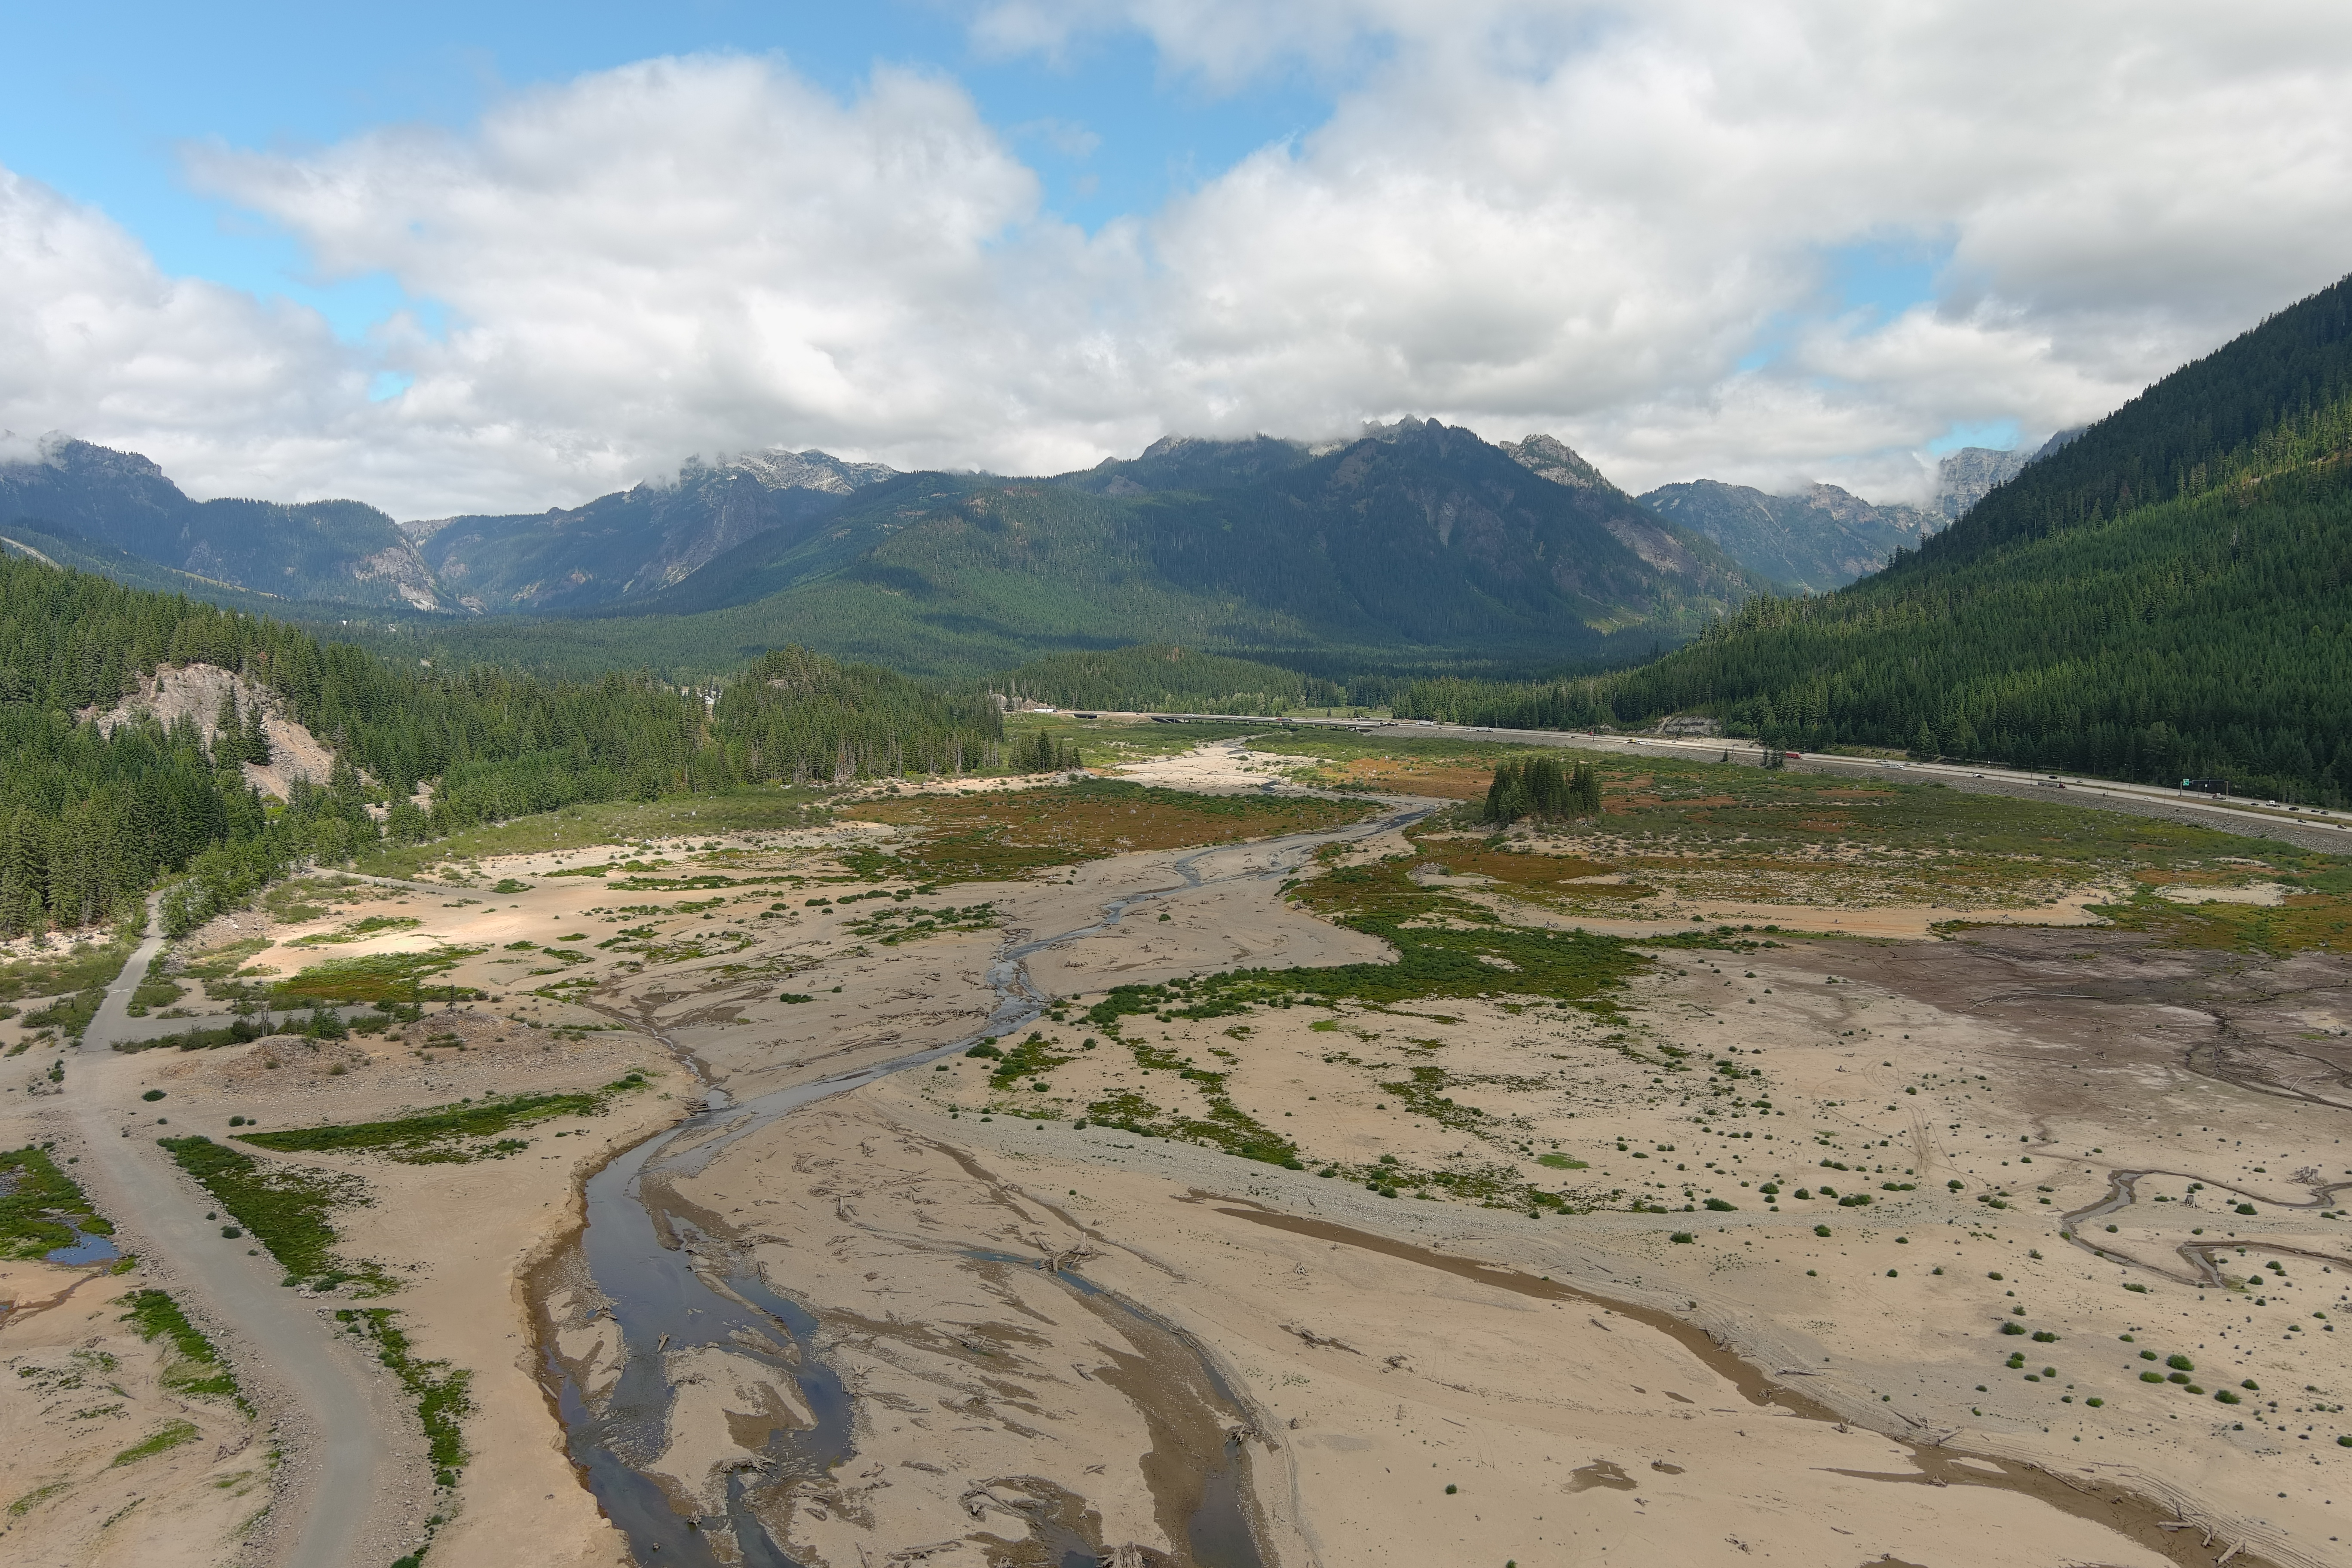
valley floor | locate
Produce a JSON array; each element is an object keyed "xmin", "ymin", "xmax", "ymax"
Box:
[{"xmin": 6, "ymin": 733, "xmax": 2349, "ymax": 1568}]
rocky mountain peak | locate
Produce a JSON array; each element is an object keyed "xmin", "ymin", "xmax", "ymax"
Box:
[{"xmin": 1500, "ymin": 434, "xmax": 1623, "ymax": 496}]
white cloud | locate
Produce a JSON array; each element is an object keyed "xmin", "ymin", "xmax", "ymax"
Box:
[
  {"xmin": 0, "ymin": 165, "xmax": 361, "ymax": 500},
  {"xmin": 4, "ymin": 5, "xmax": 2351, "ymax": 515}
]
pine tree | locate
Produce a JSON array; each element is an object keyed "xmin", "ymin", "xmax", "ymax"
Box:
[{"xmin": 243, "ymin": 696, "xmax": 272, "ymax": 766}]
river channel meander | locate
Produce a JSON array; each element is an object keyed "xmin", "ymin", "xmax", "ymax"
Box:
[{"xmin": 536, "ymin": 805, "xmax": 1431, "ymax": 1567}]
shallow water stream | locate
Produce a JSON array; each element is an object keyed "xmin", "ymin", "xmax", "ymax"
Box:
[{"xmin": 540, "ymin": 806, "xmax": 1429, "ymax": 1566}]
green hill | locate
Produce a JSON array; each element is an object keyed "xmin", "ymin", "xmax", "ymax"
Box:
[
  {"xmin": 455, "ymin": 417, "xmax": 1767, "ymax": 681},
  {"xmin": 1603, "ymin": 273, "xmax": 2352, "ymax": 802}
]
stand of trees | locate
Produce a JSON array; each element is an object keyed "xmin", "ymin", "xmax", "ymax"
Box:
[
  {"xmin": 711, "ymin": 646, "xmax": 1001, "ymax": 783},
  {"xmin": 1482, "ymin": 756, "xmax": 1602, "ymax": 825}
]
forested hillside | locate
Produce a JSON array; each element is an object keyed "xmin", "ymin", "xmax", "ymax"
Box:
[
  {"xmin": 996, "ymin": 644, "xmax": 1348, "ymax": 714},
  {"xmin": 1599, "ymin": 273, "xmax": 2352, "ymax": 802},
  {"xmin": 0, "ymin": 557, "xmax": 1003, "ymax": 934}
]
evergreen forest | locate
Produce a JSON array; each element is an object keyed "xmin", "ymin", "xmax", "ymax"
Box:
[{"xmin": 0, "ymin": 558, "xmax": 1004, "ymax": 936}]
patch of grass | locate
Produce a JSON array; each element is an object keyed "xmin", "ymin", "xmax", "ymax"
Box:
[
  {"xmin": 0, "ymin": 1144, "xmax": 113, "ymax": 1258},
  {"xmin": 22, "ymin": 986, "xmax": 107, "ymax": 1042},
  {"xmin": 122, "ymin": 1289, "xmax": 245, "ymax": 1409},
  {"xmin": 335, "ymin": 1309, "xmax": 472, "ymax": 1488},
  {"xmin": 1084, "ymin": 1037, "xmax": 1300, "ymax": 1167},
  {"xmin": 842, "ymin": 779, "xmax": 1370, "ymax": 882},
  {"xmin": 987, "ymin": 1034, "xmax": 1077, "ymax": 1090},
  {"xmin": 126, "ymin": 952, "xmax": 187, "ymax": 1016},
  {"xmin": 0, "ymin": 931, "xmax": 138, "ymax": 1006},
  {"xmin": 7, "ymin": 1479, "xmax": 69, "ymax": 1517},
  {"xmin": 239, "ymin": 1074, "xmax": 648, "ymax": 1164},
  {"xmin": 177, "ymin": 936, "xmax": 270, "ymax": 986},
  {"xmin": 273, "ymin": 948, "xmax": 487, "ymax": 1005},
  {"xmin": 155, "ymin": 1136, "xmax": 389, "ymax": 1293},
  {"xmin": 288, "ymin": 915, "xmax": 424, "ymax": 947},
  {"xmin": 2092, "ymin": 887, "xmax": 2352, "ymax": 957},
  {"xmin": 1084, "ymin": 856, "xmax": 1645, "ymax": 1030},
  {"xmin": 1378, "ymin": 1064, "xmax": 1494, "ymax": 1132},
  {"xmin": 110, "ymin": 1418, "xmax": 200, "ymax": 1466},
  {"xmin": 1535, "ymin": 1152, "xmax": 1589, "ymax": 1170},
  {"xmin": 845, "ymin": 901, "xmax": 1000, "ymax": 945}
]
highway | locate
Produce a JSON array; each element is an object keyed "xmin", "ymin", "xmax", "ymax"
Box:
[
  {"xmin": 1078, "ymin": 710, "xmax": 2352, "ymax": 855},
  {"xmin": 71, "ymin": 898, "xmax": 390, "ymax": 1568}
]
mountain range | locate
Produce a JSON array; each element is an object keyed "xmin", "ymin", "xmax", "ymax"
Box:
[
  {"xmin": 1630, "ymin": 435, "xmax": 2081, "ymax": 594},
  {"xmin": 0, "ymin": 413, "xmax": 2079, "ymax": 677}
]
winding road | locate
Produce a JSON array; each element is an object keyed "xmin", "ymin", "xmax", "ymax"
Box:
[{"xmin": 70, "ymin": 898, "xmax": 389, "ymax": 1568}]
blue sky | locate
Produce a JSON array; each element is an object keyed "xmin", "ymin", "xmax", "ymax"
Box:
[{"xmin": 3, "ymin": 1, "xmax": 1339, "ymax": 338}]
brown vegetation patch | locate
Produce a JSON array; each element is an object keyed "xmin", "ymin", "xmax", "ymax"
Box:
[
  {"xmin": 844, "ymin": 785, "xmax": 1369, "ymax": 881},
  {"xmin": 1316, "ymin": 757, "xmax": 1494, "ymax": 799}
]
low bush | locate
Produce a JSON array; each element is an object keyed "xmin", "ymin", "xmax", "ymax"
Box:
[{"xmin": 122, "ymin": 1289, "xmax": 243, "ymax": 1407}]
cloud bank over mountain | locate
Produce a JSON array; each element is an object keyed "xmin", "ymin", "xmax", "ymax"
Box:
[{"xmin": 6, "ymin": 1, "xmax": 2352, "ymax": 517}]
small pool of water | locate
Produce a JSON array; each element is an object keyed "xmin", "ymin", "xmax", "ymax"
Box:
[{"xmin": 44, "ymin": 1226, "xmax": 120, "ymax": 1265}]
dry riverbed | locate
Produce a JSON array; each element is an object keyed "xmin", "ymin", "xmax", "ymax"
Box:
[{"xmin": 18, "ymin": 743, "xmax": 2350, "ymax": 1568}]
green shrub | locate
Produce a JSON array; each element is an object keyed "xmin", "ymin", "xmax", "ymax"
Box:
[
  {"xmin": 1703, "ymin": 1197, "xmax": 1736, "ymax": 1211},
  {"xmin": 239, "ymin": 1075, "xmax": 646, "ymax": 1164},
  {"xmin": 141, "ymin": 1089, "xmax": 165, "ymax": 1102},
  {"xmin": 122, "ymin": 1289, "xmax": 243, "ymax": 1407},
  {"xmin": 1669, "ymin": 1231, "xmax": 1694, "ymax": 1243},
  {"xmin": 156, "ymin": 1135, "xmax": 385, "ymax": 1291},
  {"xmin": 1813, "ymin": 1224, "xmax": 1831, "ymax": 1237},
  {"xmin": 2000, "ymin": 1323, "xmax": 2026, "ymax": 1335},
  {"xmin": 2167, "ymin": 1354, "xmax": 2194, "ymax": 1371}
]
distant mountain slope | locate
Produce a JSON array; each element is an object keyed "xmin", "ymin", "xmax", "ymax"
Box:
[
  {"xmin": 582, "ymin": 417, "xmax": 1767, "ymax": 677},
  {"xmin": 1605, "ymin": 272, "xmax": 2352, "ymax": 802},
  {"xmin": 1056, "ymin": 434, "xmax": 1314, "ymax": 496},
  {"xmin": 408, "ymin": 447, "xmax": 892, "ymax": 612},
  {"xmin": 1635, "ymin": 480, "xmax": 1937, "ymax": 591},
  {"xmin": 0, "ymin": 436, "xmax": 443, "ymax": 609}
]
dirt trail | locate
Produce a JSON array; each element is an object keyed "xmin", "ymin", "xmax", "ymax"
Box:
[{"xmin": 71, "ymin": 897, "xmax": 399, "ymax": 1568}]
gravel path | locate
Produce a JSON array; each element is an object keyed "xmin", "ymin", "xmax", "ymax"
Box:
[{"xmin": 71, "ymin": 899, "xmax": 396, "ymax": 1568}]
